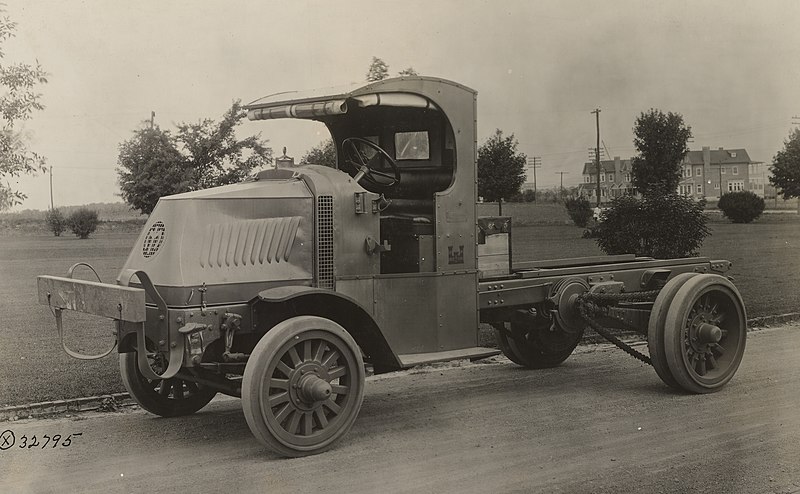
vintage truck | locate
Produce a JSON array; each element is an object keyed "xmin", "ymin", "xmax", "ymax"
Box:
[{"xmin": 38, "ymin": 77, "xmax": 746, "ymax": 457}]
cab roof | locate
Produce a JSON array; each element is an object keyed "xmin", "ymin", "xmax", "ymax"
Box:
[{"xmin": 244, "ymin": 76, "xmax": 475, "ymax": 122}]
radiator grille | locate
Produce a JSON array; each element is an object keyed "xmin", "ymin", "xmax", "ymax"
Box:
[{"xmin": 315, "ymin": 196, "xmax": 335, "ymax": 289}]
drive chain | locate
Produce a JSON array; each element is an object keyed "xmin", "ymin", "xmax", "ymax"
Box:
[
  {"xmin": 577, "ymin": 296, "xmax": 653, "ymax": 366},
  {"xmin": 580, "ymin": 289, "xmax": 661, "ymax": 304}
]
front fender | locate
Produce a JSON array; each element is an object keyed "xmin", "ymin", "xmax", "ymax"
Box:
[{"xmin": 253, "ymin": 286, "xmax": 402, "ymax": 373}]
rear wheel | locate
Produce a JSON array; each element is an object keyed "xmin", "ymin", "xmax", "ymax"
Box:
[
  {"xmin": 242, "ymin": 316, "xmax": 365, "ymax": 457},
  {"xmin": 120, "ymin": 351, "xmax": 216, "ymax": 417},
  {"xmin": 647, "ymin": 273, "xmax": 699, "ymax": 390},
  {"xmin": 502, "ymin": 312, "xmax": 584, "ymax": 369},
  {"xmin": 663, "ymin": 274, "xmax": 747, "ymax": 393},
  {"xmin": 493, "ymin": 323, "xmax": 525, "ymax": 366}
]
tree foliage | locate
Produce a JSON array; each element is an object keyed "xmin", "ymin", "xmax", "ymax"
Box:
[
  {"xmin": 117, "ymin": 101, "xmax": 272, "ymax": 214},
  {"xmin": 630, "ymin": 109, "xmax": 692, "ymax": 196},
  {"xmin": 117, "ymin": 126, "xmax": 190, "ymax": 214},
  {"xmin": 68, "ymin": 207, "xmax": 99, "ymax": 239},
  {"xmin": 592, "ymin": 109, "xmax": 708, "ymax": 258},
  {"xmin": 477, "ymin": 129, "xmax": 526, "ymax": 203},
  {"xmin": 300, "ymin": 138, "xmax": 336, "ymax": 168},
  {"xmin": 366, "ymin": 57, "xmax": 390, "ymax": 82},
  {"xmin": 718, "ymin": 191, "xmax": 765, "ymax": 223},
  {"xmin": 0, "ymin": 7, "xmax": 48, "ymax": 210},
  {"xmin": 564, "ymin": 196, "xmax": 593, "ymax": 227},
  {"xmin": 770, "ymin": 128, "xmax": 800, "ymax": 200},
  {"xmin": 592, "ymin": 194, "xmax": 709, "ymax": 258},
  {"xmin": 175, "ymin": 101, "xmax": 271, "ymax": 190},
  {"xmin": 45, "ymin": 207, "xmax": 66, "ymax": 236},
  {"xmin": 366, "ymin": 57, "xmax": 417, "ymax": 81}
]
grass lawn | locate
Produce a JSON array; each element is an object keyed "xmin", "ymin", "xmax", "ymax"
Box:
[
  {"xmin": 0, "ymin": 234, "xmax": 135, "ymax": 408},
  {"xmin": 1, "ymin": 210, "xmax": 798, "ymax": 407}
]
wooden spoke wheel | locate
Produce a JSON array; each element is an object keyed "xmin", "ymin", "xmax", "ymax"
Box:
[
  {"xmin": 242, "ymin": 316, "xmax": 365, "ymax": 457},
  {"xmin": 663, "ymin": 274, "xmax": 747, "ymax": 394},
  {"xmin": 119, "ymin": 351, "xmax": 216, "ymax": 417},
  {"xmin": 647, "ymin": 273, "xmax": 700, "ymax": 390},
  {"xmin": 502, "ymin": 312, "xmax": 584, "ymax": 369}
]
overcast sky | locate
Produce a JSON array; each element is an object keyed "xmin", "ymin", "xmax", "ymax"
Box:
[{"xmin": 7, "ymin": 0, "xmax": 800, "ymax": 210}]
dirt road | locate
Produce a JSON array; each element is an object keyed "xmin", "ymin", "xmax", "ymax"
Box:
[{"xmin": 2, "ymin": 326, "xmax": 799, "ymax": 493}]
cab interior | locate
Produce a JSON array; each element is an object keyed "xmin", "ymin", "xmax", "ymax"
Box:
[{"xmin": 324, "ymin": 103, "xmax": 457, "ymax": 273}]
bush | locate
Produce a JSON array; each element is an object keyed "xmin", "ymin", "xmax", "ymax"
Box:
[
  {"xmin": 718, "ymin": 191, "xmax": 765, "ymax": 223},
  {"xmin": 592, "ymin": 194, "xmax": 709, "ymax": 258},
  {"xmin": 68, "ymin": 208, "xmax": 99, "ymax": 239},
  {"xmin": 44, "ymin": 208, "xmax": 67, "ymax": 236},
  {"xmin": 564, "ymin": 196, "xmax": 593, "ymax": 227}
]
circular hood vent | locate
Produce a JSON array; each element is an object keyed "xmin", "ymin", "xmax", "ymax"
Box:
[{"xmin": 142, "ymin": 221, "xmax": 166, "ymax": 258}]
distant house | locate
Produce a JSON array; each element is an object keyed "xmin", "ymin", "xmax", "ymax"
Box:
[
  {"xmin": 748, "ymin": 161, "xmax": 769, "ymax": 198},
  {"xmin": 679, "ymin": 147, "xmax": 755, "ymax": 200},
  {"xmin": 577, "ymin": 156, "xmax": 634, "ymax": 203}
]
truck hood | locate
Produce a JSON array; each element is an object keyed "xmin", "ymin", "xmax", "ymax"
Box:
[{"xmin": 119, "ymin": 176, "xmax": 314, "ymax": 306}]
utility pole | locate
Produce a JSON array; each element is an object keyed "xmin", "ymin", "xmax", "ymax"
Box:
[
  {"xmin": 526, "ymin": 156, "xmax": 542, "ymax": 201},
  {"xmin": 150, "ymin": 111, "xmax": 156, "ymax": 129},
  {"xmin": 49, "ymin": 165, "xmax": 53, "ymax": 210},
  {"xmin": 555, "ymin": 171, "xmax": 569, "ymax": 201},
  {"xmin": 591, "ymin": 108, "xmax": 602, "ymax": 207}
]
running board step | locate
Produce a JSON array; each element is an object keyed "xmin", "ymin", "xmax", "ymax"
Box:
[{"xmin": 397, "ymin": 347, "xmax": 501, "ymax": 368}]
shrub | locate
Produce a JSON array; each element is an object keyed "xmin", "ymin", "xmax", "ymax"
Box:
[
  {"xmin": 44, "ymin": 208, "xmax": 67, "ymax": 236},
  {"xmin": 718, "ymin": 191, "xmax": 765, "ymax": 223},
  {"xmin": 592, "ymin": 194, "xmax": 709, "ymax": 258},
  {"xmin": 564, "ymin": 196, "xmax": 593, "ymax": 227},
  {"xmin": 68, "ymin": 208, "xmax": 99, "ymax": 239}
]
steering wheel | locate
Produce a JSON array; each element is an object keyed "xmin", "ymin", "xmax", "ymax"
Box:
[{"xmin": 341, "ymin": 137, "xmax": 400, "ymax": 189}]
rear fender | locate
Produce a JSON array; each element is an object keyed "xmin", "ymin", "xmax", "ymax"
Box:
[{"xmin": 252, "ymin": 286, "xmax": 401, "ymax": 373}]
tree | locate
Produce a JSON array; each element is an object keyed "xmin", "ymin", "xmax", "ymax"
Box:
[
  {"xmin": 300, "ymin": 139, "xmax": 336, "ymax": 168},
  {"xmin": 770, "ymin": 128, "xmax": 800, "ymax": 201},
  {"xmin": 477, "ymin": 129, "xmax": 526, "ymax": 210},
  {"xmin": 718, "ymin": 191, "xmax": 765, "ymax": 223},
  {"xmin": 564, "ymin": 196, "xmax": 593, "ymax": 227},
  {"xmin": 366, "ymin": 57, "xmax": 390, "ymax": 82},
  {"xmin": 68, "ymin": 208, "xmax": 99, "ymax": 239},
  {"xmin": 45, "ymin": 207, "xmax": 67, "ymax": 236},
  {"xmin": 630, "ymin": 109, "xmax": 692, "ymax": 197},
  {"xmin": 175, "ymin": 101, "xmax": 272, "ymax": 190},
  {"xmin": 591, "ymin": 109, "xmax": 709, "ymax": 258},
  {"xmin": 398, "ymin": 67, "xmax": 418, "ymax": 76},
  {"xmin": 117, "ymin": 101, "xmax": 272, "ymax": 214},
  {"xmin": 0, "ymin": 7, "xmax": 48, "ymax": 210},
  {"xmin": 117, "ymin": 126, "xmax": 191, "ymax": 214},
  {"xmin": 592, "ymin": 194, "xmax": 709, "ymax": 258}
]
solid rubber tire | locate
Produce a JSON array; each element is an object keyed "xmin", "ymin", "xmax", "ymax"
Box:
[
  {"xmin": 663, "ymin": 274, "xmax": 747, "ymax": 394},
  {"xmin": 119, "ymin": 352, "xmax": 216, "ymax": 417},
  {"xmin": 241, "ymin": 316, "xmax": 365, "ymax": 457},
  {"xmin": 647, "ymin": 272, "xmax": 699, "ymax": 390}
]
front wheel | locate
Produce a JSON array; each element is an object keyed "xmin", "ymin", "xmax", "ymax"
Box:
[
  {"xmin": 241, "ymin": 316, "xmax": 365, "ymax": 457},
  {"xmin": 119, "ymin": 352, "xmax": 217, "ymax": 417}
]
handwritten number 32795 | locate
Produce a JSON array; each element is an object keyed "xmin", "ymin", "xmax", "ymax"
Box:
[{"xmin": 19, "ymin": 433, "xmax": 82, "ymax": 449}]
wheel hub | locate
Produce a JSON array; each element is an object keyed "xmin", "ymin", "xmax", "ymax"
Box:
[
  {"xmin": 687, "ymin": 312, "xmax": 724, "ymax": 353},
  {"xmin": 288, "ymin": 362, "xmax": 332, "ymax": 411},
  {"xmin": 696, "ymin": 323, "xmax": 722, "ymax": 344},
  {"xmin": 298, "ymin": 373, "xmax": 332, "ymax": 403}
]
